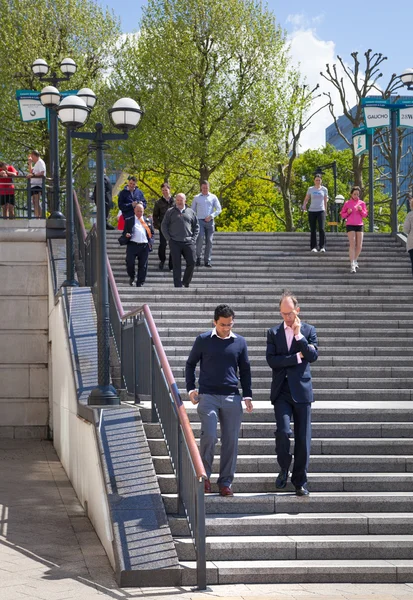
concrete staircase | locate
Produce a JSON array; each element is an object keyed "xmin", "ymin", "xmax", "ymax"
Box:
[
  {"xmin": 108, "ymin": 230, "xmax": 413, "ymax": 584},
  {"xmin": 0, "ymin": 220, "xmax": 49, "ymax": 438}
]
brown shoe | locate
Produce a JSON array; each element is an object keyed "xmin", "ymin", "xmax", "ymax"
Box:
[
  {"xmin": 219, "ymin": 485, "xmax": 234, "ymax": 497},
  {"xmin": 204, "ymin": 479, "xmax": 212, "ymax": 494}
]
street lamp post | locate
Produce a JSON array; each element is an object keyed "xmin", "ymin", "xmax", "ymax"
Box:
[
  {"xmin": 56, "ymin": 93, "xmax": 96, "ymax": 287},
  {"xmin": 31, "ymin": 58, "xmax": 77, "ymax": 222},
  {"xmin": 58, "ymin": 96, "xmax": 144, "ymax": 405}
]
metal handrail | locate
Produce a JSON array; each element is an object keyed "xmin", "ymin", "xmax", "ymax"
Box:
[
  {"xmin": 73, "ymin": 191, "xmax": 207, "ymax": 589},
  {"xmin": 105, "ymin": 243, "xmax": 206, "ymax": 480}
]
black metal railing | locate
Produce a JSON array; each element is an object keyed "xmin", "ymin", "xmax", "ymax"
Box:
[
  {"xmin": 73, "ymin": 191, "xmax": 207, "ymax": 589},
  {"xmin": 0, "ymin": 175, "xmax": 48, "ymax": 219}
]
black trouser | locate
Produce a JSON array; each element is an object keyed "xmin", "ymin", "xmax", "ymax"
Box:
[
  {"xmin": 126, "ymin": 242, "xmax": 149, "ymax": 285},
  {"xmin": 169, "ymin": 240, "xmax": 196, "ymax": 287},
  {"xmin": 158, "ymin": 230, "xmax": 173, "ymax": 269},
  {"xmin": 308, "ymin": 210, "xmax": 326, "ymax": 250},
  {"xmin": 409, "ymin": 249, "xmax": 413, "ymax": 277},
  {"xmin": 273, "ymin": 380, "xmax": 311, "ymax": 487}
]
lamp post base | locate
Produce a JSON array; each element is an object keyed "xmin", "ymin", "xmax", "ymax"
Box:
[
  {"xmin": 46, "ymin": 214, "xmax": 66, "ymax": 239},
  {"xmin": 62, "ymin": 279, "xmax": 79, "ymax": 287},
  {"xmin": 88, "ymin": 385, "xmax": 120, "ymax": 406}
]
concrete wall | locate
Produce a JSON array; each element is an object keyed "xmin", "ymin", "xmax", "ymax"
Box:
[
  {"xmin": 0, "ymin": 220, "xmax": 49, "ymax": 438},
  {"xmin": 48, "ymin": 278, "xmax": 115, "ymax": 569}
]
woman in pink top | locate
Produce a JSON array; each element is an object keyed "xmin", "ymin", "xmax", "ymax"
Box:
[{"xmin": 340, "ymin": 186, "xmax": 368, "ymax": 273}]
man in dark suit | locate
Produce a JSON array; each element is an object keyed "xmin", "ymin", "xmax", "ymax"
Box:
[
  {"xmin": 266, "ymin": 291, "xmax": 318, "ymax": 496},
  {"xmin": 92, "ymin": 170, "xmax": 114, "ymax": 229},
  {"xmin": 123, "ymin": 202, "xmax": 154, "ymax": 287}
]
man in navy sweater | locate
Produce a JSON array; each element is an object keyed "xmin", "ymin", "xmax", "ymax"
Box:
[{"xmin": 186, "ymin": 304, "xmax": 253, "ymax": 497}]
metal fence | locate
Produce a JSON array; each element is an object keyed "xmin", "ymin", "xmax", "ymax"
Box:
[
  {"xmin": 0, "ymin": 175, "xmax": 48, "ymax": 218},
  {"xmin": 73, "ymin": 191, "xmax": 207, "ymax": 589}
]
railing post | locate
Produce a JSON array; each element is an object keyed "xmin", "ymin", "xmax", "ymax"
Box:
[
  {"xmin": 134, "ymin": 316, "xmax": 139, "ymax": 403},
  {"xmin": 195, "ymin": 480, "xmax": 206, "ymax": 590},
  {"xmin": 151, "ymin": 343, "xmax": 158, "ymax": 423},
  {"xmin": 27, "ymin": 178, "xmax": 32, "ymax": 219},
  {"xmin": 177, "ymin": 426, "xmax": 184, "ymax": 516}
]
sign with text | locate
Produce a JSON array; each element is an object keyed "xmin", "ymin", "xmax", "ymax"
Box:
[
  {"xmin": 399, "ymin": 106, "xmax": 413, "ymax": 128},
  {"xmin": 16, "ymin": 90, "xmax": 46, "ymax": 121},
  {"xmin": 16, "ymin": 89, "xmax": 78, "ymax": 122},
  {"xmin": 363, "ymin": 105, "xmax": 390, "ymax": 129}
]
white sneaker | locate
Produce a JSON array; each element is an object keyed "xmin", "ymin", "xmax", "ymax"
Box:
[
  {"xmin": 350, "ymin": 263, "xmax": 357, "ymax": 273},
  {"xmin": 311, "ymin": 248, "xmax": 318, "ymax": 253},
  {"xmin": 320, "ymin": 248, "xmax": 326, "ymax": 253},
  {"xmin": 354, "ymin": 260, "xmax": 359, "ymax": 269}
]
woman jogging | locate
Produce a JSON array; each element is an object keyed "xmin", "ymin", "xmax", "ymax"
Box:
[{"xmin": 340, "ymin": 186, "xmax": 368, "ymax": 273}]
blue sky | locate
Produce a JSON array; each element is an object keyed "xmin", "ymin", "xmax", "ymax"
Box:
[{"xmin": 98, "ymin": 0, "xmax": 413, "ymax": 148}]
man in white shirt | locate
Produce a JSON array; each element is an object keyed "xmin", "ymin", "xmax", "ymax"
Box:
[
  {"xmin": 191, "ymin": 180, "xmax": 221, "ymax": 267},
  {"xmin": 27, "ymin": 150, "xmax": 46, "ymax": 218},
  {"xmin": 124, "ymin": 203, "xmax": 154, "ymax": 287}
]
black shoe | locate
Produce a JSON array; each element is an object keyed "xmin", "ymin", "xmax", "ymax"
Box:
[
  {"xmin": 129, "ymin": 277, "xmax": 134, "ymax": 286},
  {"xmin": 106, "ymin": 223, "xmax": 115, "ymax": 230},
  {"xmin": 158, "ymin": 261, "xmax": 164, "ymax": 270},
  {"xmin": 205, "ymin": 262, "xmax": 212, "ymax": 267},
  {"xmin": 295, "ymin": 485, "xmax": 310, "ymax": 497},
  {"xmin": 184, "ymin": 284, "xmax": 189, "ymax": 288},
  {"xmin": 136, "ymin": 283, "xmax": 143, "ymax": 287},
  {"xmin": 275, "ymin": 469, "xmax": 289, "ymax": 489},
  {"xmin": 196, "ymin": 258, "xmax": 201, "ymax": 266}
]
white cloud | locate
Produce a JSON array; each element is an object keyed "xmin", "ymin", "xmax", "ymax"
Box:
[{"xmin": 286, "ymin": 16, "xmax": 357, "ymax": 151}]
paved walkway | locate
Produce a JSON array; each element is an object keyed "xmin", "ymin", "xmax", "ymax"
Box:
[{"xmin": 1, "ymin": 440, "xmax": 413, "ymax": 600}]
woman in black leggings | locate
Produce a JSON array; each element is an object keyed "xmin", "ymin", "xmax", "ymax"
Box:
[{"xmin": 302, "ymin": 174, "xmax": 328, "ymax": 252}]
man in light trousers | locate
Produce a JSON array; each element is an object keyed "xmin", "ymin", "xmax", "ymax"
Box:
[{"xmin": 192, "ymin": 180, "xmax": 221, "ymax": 267}]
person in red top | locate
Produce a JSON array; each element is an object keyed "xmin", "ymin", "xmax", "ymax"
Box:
[
  {"xmin": 340, "ymin": 186, "xmax": 368, "ymax": 273},
  {"xmin": 0, "ymin": 161, "xmax": 18, "ymax": 219}
]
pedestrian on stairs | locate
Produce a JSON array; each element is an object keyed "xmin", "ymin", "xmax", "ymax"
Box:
[
  {"xmin": 186, "ymin": 304, "xmax": 253, "ymax": 497},
  {"xmin": 153, "ymin": 182, "xmax": 174, "ymax": 271},
  {"xmin": 161, "ymin": 193, "xmax": 199, "ymax": 288},
  {"xmin": 403, "ymin": 195, "xmax": 413, "ymax": 278},
  {"xmin": 266, "ymin": 292, "xmax": 318, "ymax": 497},
  {"xmin": 302, "ymin": 174, "xmax": 328, "ymax": 253},
  {"xmin": 123, "ymin": 202, "xmax": 154, "ymax": 287},
  {"xmin": 340, "ymin": 186, "xmax": 368, "ymax": 273},
  {"xmin": 192, "ymin": 180, "xmax": 221, "ymax": 267}
]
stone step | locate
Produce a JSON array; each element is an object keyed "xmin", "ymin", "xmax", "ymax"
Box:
[
  {"xmin": 173, "ymin": 366, "xmax": 413, "ymax": 379},
  {"xmin": 162, "ymin": 491, "xmax": 413, "ymax": 515},
  {"xmin": 163, "ymin": 344, "xmax": 413, "ymax": 355},
  {"xmin": 168, "ymin": 355, "xmax": 413, "ymax": 366},
  {"xmin": 176, "ymin": 558, "xmax": 413, "ymax": 585},
  {"xmin": 145, "ymin": 421, "xmax": 413, "ymax": 440},
  {"xmin": 148, "ymin": 437, "xmax": 413, "ymax": 457},
  {"xmin": 174, "ymin": 376, "xmax": 413, "ymax": 390},
  {"xmin": 158, "ymin": 473, "xmax": 413, "ymax": 494},
  {"xmin": 168, "ymin": 512, "xmax": 413, "ymax": 536},
  {"xmin": 148, "ymin": 309, "xmax": 412, "ymax": 321},
  {"xmin": 140, "ymin": 401, "xmax": 413, "ymax": 424},
  {"xmin": 152, "ymin": 454, "xmax": 413, "ymax": 475},
  {"xmin": 174, "ymin": 534, "xmax": 413, "ymax": 561}
]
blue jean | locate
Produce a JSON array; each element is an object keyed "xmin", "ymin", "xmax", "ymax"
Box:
[
  {"xmin": 197, "ymin": 393, "xmax": 243, "ymax": 487},
  {"xmin": 196, "ymin": 219, "xmax": 215, "ymax": 264}
]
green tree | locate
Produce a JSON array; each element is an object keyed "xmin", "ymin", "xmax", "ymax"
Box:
[
  {"xmin": 0, "ymin": 0, "xmax": 121, "ymax": 183},
  {"xmin": 111, "ymin": 0, "xmax": 295, "ymax": 184}
]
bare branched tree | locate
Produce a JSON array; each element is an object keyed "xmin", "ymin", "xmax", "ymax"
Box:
[{"xmin": 321, "ymin": 49, "xmax": 402, "ymax": 191}]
